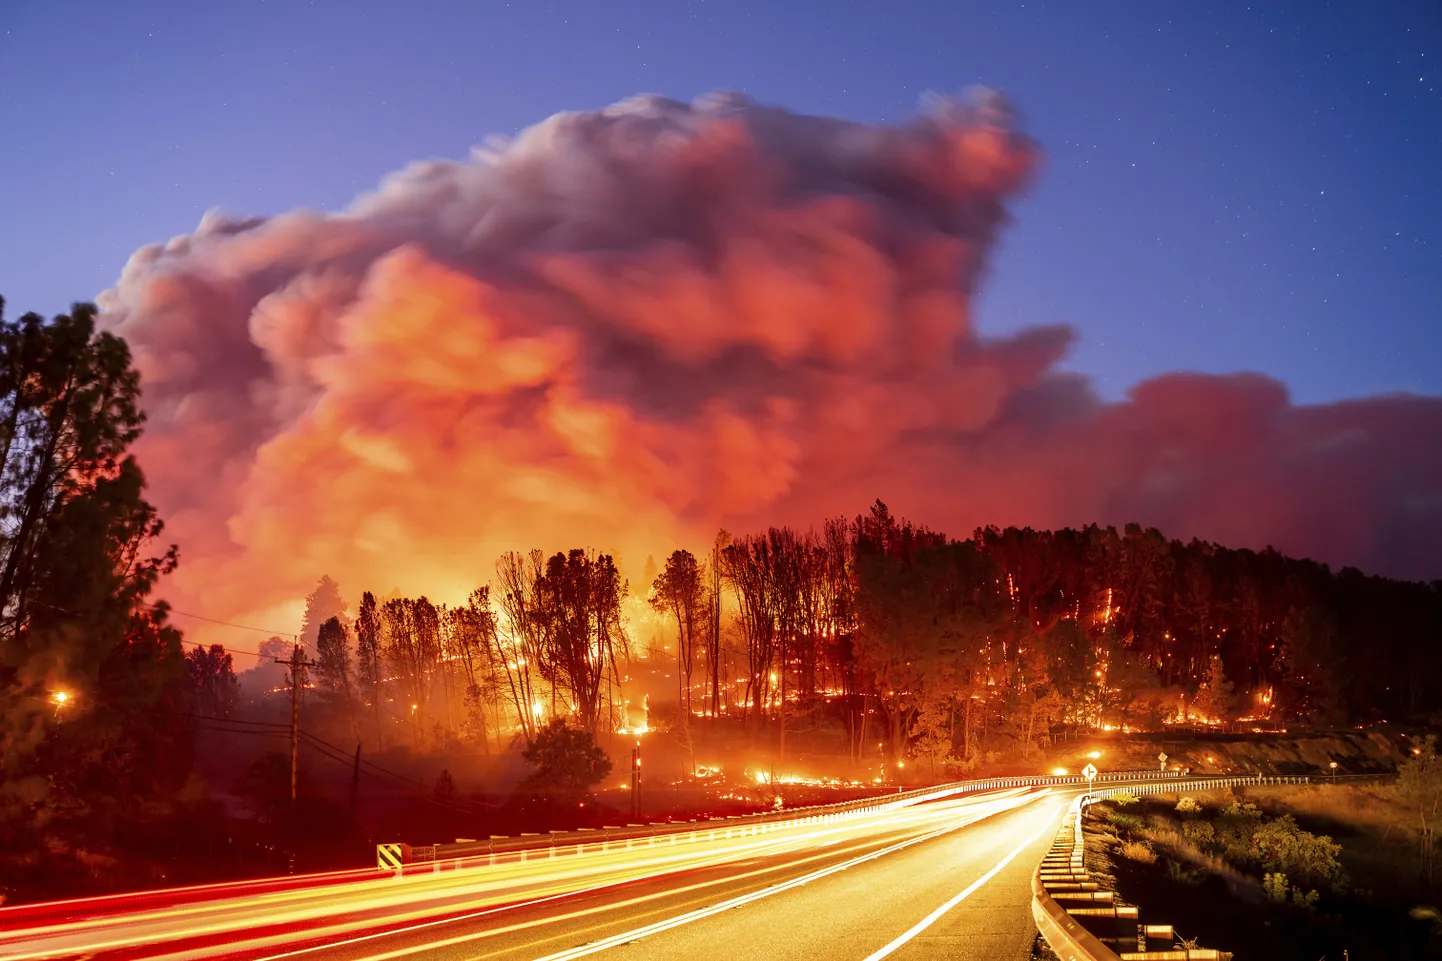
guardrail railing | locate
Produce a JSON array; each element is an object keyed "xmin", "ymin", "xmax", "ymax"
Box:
[
  {"xmin": 378, "ymin": 768, "xmax": 1188, "ymax": 873},
  {"xmin": 1032, "ymin": 774, "xmax": 1311, "ymax": 961}
]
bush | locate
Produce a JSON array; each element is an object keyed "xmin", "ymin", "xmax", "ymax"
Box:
[
  {"xmin": 1119, "ymin": 839, "xmax": 1157, "ymax": 863},
  {"xmin": 1107, "ymin": 811, "xmax": 1143, "ymax": 833},
  {"xmin": 1251, "ymin": 814, "xmax": 1343, "ymax": 888},
  {"xmin": 1175, "ymin": 796, "xmax": 1202, "ymax": 815},
  {"xmin": 1165, "ymin": 858, "xmax": 1203, "ymax": 885},
  {"xmin": 1109, "ymin": 790, "xmax": 1140, "ymax": 807},
  {"xmin": 518, "ymin": 719, "xmax": 613, "ymax": 803},
  {"xmin": 1182, "ymin": 820, "xmax": 1216, "ymax": 847},
  {"xmin": 1263, "ymin": 870, "xmax": 1321, "ymax": 910}
]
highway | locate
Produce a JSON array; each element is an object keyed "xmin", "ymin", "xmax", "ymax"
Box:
[{"xmin": 0, "ymin": 786, "xmax": 1071, "ymax": 961}]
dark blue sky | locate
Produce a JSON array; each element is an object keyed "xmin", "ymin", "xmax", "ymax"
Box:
[{"xmin": 1, "ymin": 0, "xmax": 1437, "ymax": 403}]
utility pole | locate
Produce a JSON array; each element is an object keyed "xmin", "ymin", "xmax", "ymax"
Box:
[
  {"xmin": 350, "ymin": 743, "xmax": 362, "ymax": 816},
  {"xmin": 275, "ymin": 642, "xmax": 313, "ymax": 803},
  {"xmin": 631, "ymin": 741, "xmax": 642, "ymax": 819}
]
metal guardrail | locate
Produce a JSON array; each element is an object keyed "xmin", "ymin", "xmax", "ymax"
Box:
[
  {"xmin": 1032, "ymin": 774, "xmax": 1312, "ymax": 961},
  {"xmin": 379, "ymin": 769, "xmax": 1188, "ymax": 872}
]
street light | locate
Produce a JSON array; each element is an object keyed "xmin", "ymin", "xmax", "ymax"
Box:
[
  {"xmin": 50, "ymin": 690, "xmax": 72, "ymax": 718},
  {"xmin": 1329, "ymin": 760, "xmax": 1338, "ymax": 782}
]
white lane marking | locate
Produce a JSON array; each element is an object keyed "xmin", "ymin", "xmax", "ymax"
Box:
[
  {"xmin": 523, "ymin": 793, "xmax": 1049, "ymax": 961},
  {"xmin": 246, "ymin": 796, "xmax": 1011, "ymax": 961},
  {"xmin": 861, "ymin": 801, "xmax": 1065, "ymax": 961}
]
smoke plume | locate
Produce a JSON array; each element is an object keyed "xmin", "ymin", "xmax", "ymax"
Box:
[{"xmin": 97, "ymin": 91, "xmax": 1442, "ymax": 629}]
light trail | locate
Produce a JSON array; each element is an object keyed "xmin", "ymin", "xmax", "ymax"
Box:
[
  {"xmin": 0, "ymin": 789, "xmax": 1038, "ymax": 961},
  {"xmin": 861, "ymin": 800, "xmax": 1064, "ymax": 960},
  {"xmin": 255, "ymin": 793, "xmax": 1041, "ymax": 961},
  {"xmin": 521, "ymin": 792, "xmax": 1050, "ymax": 961}
]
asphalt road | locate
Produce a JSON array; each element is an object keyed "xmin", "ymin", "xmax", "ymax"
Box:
[{"xmin": 0, "ymin": 788, "xmax": 1070, "ymax": 961}]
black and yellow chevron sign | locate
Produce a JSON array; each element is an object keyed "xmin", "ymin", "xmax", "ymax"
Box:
[{"xmin": 377, "ymin": 843, "xmax": 405, "ymax": 872}]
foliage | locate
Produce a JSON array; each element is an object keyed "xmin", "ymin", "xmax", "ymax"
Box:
[
  {"xmin": 0, "ymin": 299, "xmax": 187, "ymax": 899},
  {"xmin": 1175, "ymin": 795, "xmax": 1202, "ymax": 815},
  {"xmin": 1107, "ymin": 811, "xmax": 1143, "ymax": 833},
  {"xmin": 518, "ymin": 718, "xmax": 612, "ymax": 803},
  {"xmin": 1190, "ymin": 654, "xmax": 1233, "ymax": 723},
  {"xmin": 1251, "ymin": 813, "xmax": 1343, "ymax": 888},
  {"xmin": 315, "ymin": 616, "xmax": 351, "ymax": 700},
  {"xmin": 1263, "ymin": 871, "xmax": 1320, "ymax": 910},
  {"xmin": 184, "ymin": 644, "xmax": 239, "ymax": 717},
  {"xmin": 1182, "ymin": 820, "xmax": 1216, "ymax": 847},
  {"xmin": 1165, "ymin": 858, "xmax": 1203, "ymax": 885},
  {"xmin": 1394, "ymin": 734, "xmax": 1442, "ymax": 881},
  {"xmin": 650, "ymin": 549, "xmax": 705, "ymax": 730},
  {"xmin": 908, "ymin": 700, "xmax": 953, "ymax": 777},
  {"xmin": 1110, "ymin": 790, "xmax": 1139, "ymax": 807},
  {"xmin": 1119, "ymin": 839, "xmax": 1157, "ymax": 863}
]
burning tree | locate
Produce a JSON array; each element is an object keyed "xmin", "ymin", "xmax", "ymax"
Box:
[
  {"xmin": 534, "ymin": 549, "xmax": 628, "ymax": 738},
  {"xmin": 650, "ymin": 549, "xmax": 704, "ymax": 768}
]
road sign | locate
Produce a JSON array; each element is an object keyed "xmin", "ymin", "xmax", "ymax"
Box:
[
  {"xmin": 1158, "ymin": 751, "xmax": 1169, "ymax": 771},
  {"xmin": 377, "ymin": 843, "xmax": 405, "ymax": 873},
  {"xmin": 1081, "ymin": 763, "xmax": 1098, "ymax": 781}
]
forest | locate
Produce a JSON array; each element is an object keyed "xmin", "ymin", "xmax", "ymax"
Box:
[
  {"xmin": 2, "ymin": 298, "xmax": 1440, "ymax": 900},
  {"xmin": 253, "ymin": 504, "xmax": 1442, "ymax": 783}
]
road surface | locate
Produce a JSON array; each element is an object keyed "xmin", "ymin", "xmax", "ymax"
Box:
[{"xmin": 0, "ymin": 787, "xmax": 1071, "ymax": 961}]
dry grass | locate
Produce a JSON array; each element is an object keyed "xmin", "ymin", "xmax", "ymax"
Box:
[{"xmin": 1118, "ymin": 839, "xmax": 1158, "ymax": 863}]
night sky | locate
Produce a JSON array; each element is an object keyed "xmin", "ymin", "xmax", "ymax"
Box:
[{"xmin": 1, "ymin": 0, "xmax": 1438, "ymax": 404}]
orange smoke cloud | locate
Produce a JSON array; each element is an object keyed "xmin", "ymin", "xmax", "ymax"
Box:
[{"xmin": 98, "ymin": 91, "xmax": 1442, "ymax": 630}]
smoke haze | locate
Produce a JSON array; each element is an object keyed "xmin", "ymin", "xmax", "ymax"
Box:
[{"xmin": 97, "ymin": 91, "xmax": 1442, "ymax": 630}]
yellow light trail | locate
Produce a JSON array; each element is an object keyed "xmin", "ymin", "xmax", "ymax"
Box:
[{"xmin": 0, "ymin": 789, "xmax": 1043, "ymax": 961}]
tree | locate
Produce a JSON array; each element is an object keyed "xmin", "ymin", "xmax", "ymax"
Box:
[
  {"xmin": 354, "ymin": 592, "xmax": 383, "ymax": 746},
  {"xmin": 1191, "ymin": 653, "xmax": 1233, "ymax": 724},
  {"xmin": 0, "ymin": 298, "xmax": 186, "ymax": 896},
  {"xmin": 184, "ymin": 644, "xmax": 240, "ymax": 717},
  {"xmin": 651, "ymin": 549, "xmax": 704, "ymax": 770},
  {"xmin": 533, "ymin": 550, "xmax": 627, "ymax": 738},
  {"xmin": 433, "ymin": 769, "xmax": 456, "ymax": 803},
  {"xmin": 300, "ymin": 575, "xmax": 347, "ymax": 649},
  {"xmin": 494, "ymin": 550, "xmax": 546, "ymax": 742},
  {"xmin": 518, "ymin": 718, "xmax": 612, "ymax": 804},
  {"xmin": 909, "ymin": 699, "xmax": 952, "ymax": 778},
  {"xmin": 1395, "ymin": 735, "xmax": 1442, "ymax": 882}
]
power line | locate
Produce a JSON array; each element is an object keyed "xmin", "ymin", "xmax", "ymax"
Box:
[
  {"xmin": 148, "ymin": 601, "xmax": 299, "ymax": 641},
  {"xmin": 26, "ymin": 597, "xmax": 301, "ymax": 658},
  {"xmin": 173, "ymin": 711, "xmax": 491, "ymax": 814}
]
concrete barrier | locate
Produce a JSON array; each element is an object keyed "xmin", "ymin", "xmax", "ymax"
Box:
[
  {"xmin": 1031, "ymin": 774, "xmax": 1308, "ymax": 961},
  {"xmin": 377, "ymin": 768, "xmax": 1188, "ymax": 871}
]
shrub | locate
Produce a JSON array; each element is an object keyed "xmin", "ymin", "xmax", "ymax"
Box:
[
  {"xmin": 1251, "ymin": 814, "xmax": 1343, "ymax": 888},
  {"xmin": 1182, "ymin": 820, "xmax": 1216, "ymax": 847},
  {"xmin": 1263, "ymin": 870, "xmax": 1321, "ymax": 910},
  {"xmin": 1165, "ymin": 859, "xmax": 1203, "ymax": 885},
  {"xmin": 519, "ymin": 719, "xmax": 613, "ymax": 803},
  {"xmin": 1216, "ymin": 800, "xmax": 1265, "ymax": 865},
  {"xmin": 1119, "ymin": 840, "xmax": 1157, "ymax": 863},
  {"xmin": 1109, "ymin": 790, "xmax": 1140, "ymax": 807},
  {"xmin": 1107, "ymin": 811, "xmax": 1143, "ymax": 833},
  {"xmin": 1175, "ymin": 796, "xmax": 1202, "ymax": 815}
]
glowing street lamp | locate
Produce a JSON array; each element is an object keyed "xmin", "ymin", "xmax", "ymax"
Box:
[
  {"xmin": 1329, "ymin": 760, "xmax": 1338, "ymax": 782},
  {"xmin": 50, "ymin": 690, "xmax": 72, "ymax": 718}
]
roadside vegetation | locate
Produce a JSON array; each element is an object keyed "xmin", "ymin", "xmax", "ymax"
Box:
[{"xmin": 1086, "ymin": 759, "xmax": 1442, "ymax": 959}]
